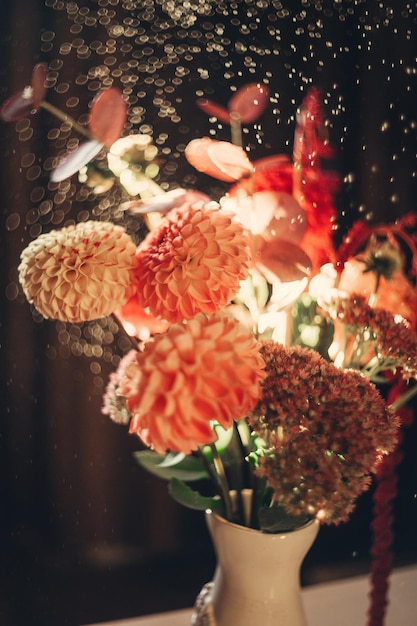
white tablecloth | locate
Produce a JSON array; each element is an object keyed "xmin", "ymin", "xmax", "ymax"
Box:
[{"xmin": 87, "ymin": 564, "xmax": 417, "ymax": 626}]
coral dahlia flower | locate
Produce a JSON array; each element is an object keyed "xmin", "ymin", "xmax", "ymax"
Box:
[
  {"xmin": 134, "ymin": 202, "xmax": 252, "ymax": 323},
  {"xmin": 18, "ymin": 220, "xmax": 138, "ymax": 322},
  {"xmin": 119, "ymin": 312, "xmax": 266, "ymax": 454}
]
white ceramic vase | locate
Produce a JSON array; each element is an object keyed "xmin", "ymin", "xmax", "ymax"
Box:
[{"xmin": 192, "ymin": 510, "xmax": 319, "ymax": 626}]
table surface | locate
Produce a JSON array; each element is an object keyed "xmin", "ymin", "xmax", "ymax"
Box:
[{"xmin": 87, "ymin": 563, "xmax": 417, "ymax": 626}]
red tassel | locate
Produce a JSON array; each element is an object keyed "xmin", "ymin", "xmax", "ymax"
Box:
[{"xmin": 367, "ymin": 398, "xmax": 413, "ymax": 626}]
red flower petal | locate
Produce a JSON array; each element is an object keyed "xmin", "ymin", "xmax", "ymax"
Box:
[{"xmin": 114, "ymin": 296, "xmax": 170, "ymax": 340}]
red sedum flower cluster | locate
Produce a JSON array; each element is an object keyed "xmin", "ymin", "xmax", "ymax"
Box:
[
  {"xmin": 323, "ymin": 294, "xmax": 417, "ymax": 379},
  {"xmin": 248, "ymin": 341, "xmax": 399, "ymax": 525}
]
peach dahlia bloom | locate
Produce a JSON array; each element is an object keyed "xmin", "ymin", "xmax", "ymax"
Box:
[
  {"xmin": 134, "ymin": 202, "xmax": 252, "ymax": 323},
  {"xmin": 120, "ymin": 312, "xmax": 266, "ymax": 454},
  {"xmin": 18, "ymin": 220, "xmax": 138, "ymax": 323}
]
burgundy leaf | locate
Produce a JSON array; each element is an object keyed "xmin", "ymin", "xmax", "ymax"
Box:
[
  {"xmin": 31, "ymin": 63, "xmax": 48, "ymax": 108},
  {"xmin": 1, "ymin": 92, "xmax": 35, "ymax": 122},
  {"xmin": 196, "ymin": 98, "xmax": 231, "ymax": 124},
  {"xmin": 228, "ymin": 83, "xmax": 270, "ymax": 124},
  {"xmin": 1, "ymin": 63, "xmax": 48, "ymax": 122},
  {"xmin": 88, "ymin": 88, "xmax": 127, "ymax": 148}
]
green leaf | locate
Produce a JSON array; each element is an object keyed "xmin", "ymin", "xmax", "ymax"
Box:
[
  {"xmin": 168, "ymin": 478, "xmax": 223, "ymax": 512},
  {"xmin": 202, "ymin": 423, "xmax": 234, "ymax": 460},
  {"xmin": 133, "ymin": 450, "xmax": 208, "ymax": 481},
  {"xmin": 258, "ymin": 504, "xmax": 311, "ymax": 533},
  {"xmin": 158, "ymin": 452, "xmax": 186, "ymax": 468}
]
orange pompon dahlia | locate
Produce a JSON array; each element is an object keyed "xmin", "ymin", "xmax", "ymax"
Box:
[
  {"xmin": 119, "ymin": 312, "xmax": 266, "ymax": 454},
  {"xmin": 18, "ymin": 220, "xmax": 138, "ymax": 322},
  {"xmin": 134, "ymin": 202, "xmax": 252, "ymax": 323}
]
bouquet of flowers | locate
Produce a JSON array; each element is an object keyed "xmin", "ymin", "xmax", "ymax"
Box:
[{"xmin": 3, "ymin": 70, "xmax": 417, "ymax": 625}]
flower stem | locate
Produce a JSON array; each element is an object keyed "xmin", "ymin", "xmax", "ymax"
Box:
[
  {"xmin": 111, "ymin": 313, "xmax": 140, "ymax": 351},
  {"xmin": 209, "ymin": 443, "xmax": 234, "ymax": 521},
  {"xmin": 233, "ymin": 420, "xmax": 253, "ymax": 488},
  {"xmin": 40, "ymin": 100, "xmax": 96, "ymax": 140},
  {"xmin": 389, "ymin": 383, "xmax": 417, "ymax": 411},
  {"xmin": 196, "ymin": 446, "xmax": 221, "ymax": 492},
  {"xmin": 230, "ymin": 112, "xmax": 242, "ymax": 147}
]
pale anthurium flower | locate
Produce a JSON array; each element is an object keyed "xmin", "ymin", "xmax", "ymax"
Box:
[
  {"xmin": 18, "ymin": 221, "xmax": 138, "ymax": 323},
  {"xmin": 107, "ymin": 134, "xmax": 160, "ymax": 196},
  {"xmin": 220, "ymin": 190, "xmax": 306, "ymax": 244},
  {"xmin": 220, "ymin": 191, "xmax": 310, "ymax": 310},
  {"xmin": 249, "ymin": 341, "xmax": 399, "ymax": 525},
  {"xmin": 134, "ymin": 202, "xmax": 252, "ymax": 323},
  {"xmin": 119, "ymin": 312, "xmax": 267, "ymax": 455},
  {"xmin": 107, "ymin": 134, "xmax": 159, "ymax": 177},
  {"xmin": 184, "ymin": 137, "xmax": 253, "ymax": 182},
  {"xmin": 78, "ymin": 163, "xmax": 115, "ymax": 194},
  {"xmin": 308, "ymin": 262, "xmax": 338, "ymax": 299}
]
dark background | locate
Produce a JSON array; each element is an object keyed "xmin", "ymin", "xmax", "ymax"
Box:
[{"xmin": 1, "ymin": 1, "xmax": 417, "ymax": 625}]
